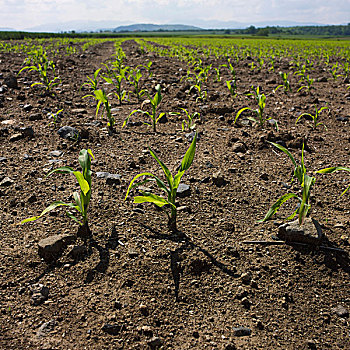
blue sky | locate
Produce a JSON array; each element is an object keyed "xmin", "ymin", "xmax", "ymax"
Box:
[{"xmin": 0, "ymin": 0, "xmax": 349, "ymax": 30}]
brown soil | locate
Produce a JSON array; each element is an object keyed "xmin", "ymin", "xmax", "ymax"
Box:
[{"xmin": 0, "ymin": 39, "xmax": 349, "ymax": 350}]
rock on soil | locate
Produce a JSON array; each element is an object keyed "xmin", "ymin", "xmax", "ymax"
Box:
[{"xmin": 38, "ymin": 234, "xmax": 76, "ymax": 263}]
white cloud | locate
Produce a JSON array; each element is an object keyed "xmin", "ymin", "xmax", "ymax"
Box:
[{"xmin": 0, "ymin": 0, "xmax": 348, "ymax": 30}]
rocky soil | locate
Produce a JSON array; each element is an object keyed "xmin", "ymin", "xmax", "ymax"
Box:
[{"xmin": 0, "ymin": 38, "xmax": 349, "ymax": 349}]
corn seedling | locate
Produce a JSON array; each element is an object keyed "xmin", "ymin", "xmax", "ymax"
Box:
[
  {"xmin": 317, "ymin": 166, "xmax": 350, "ymax": 196},
  {"xmin": 125, "ymin": 132, "xmax": 197, "ymax": 233},
  {"xmin": 178, "ymin": 108, "xmax": 201, "ymax": 131},
  {"xmin": 20, "ymin": 149, "xmax": 94, "ymax": 236},
  {"xmin": 296, "ymin": 105, "xmax": 328, "ymax": 130},
  {"xmin": 19, "ymin": 59, "xmax": 60, "ymax": 95},
  {"xmin": 235, "ymin": 86, "xmax": 276, "ymax": 128},
  {"xmin": 330, "ymin": 63, "xmax": 342, "ymax": 80},
  {"xmin": 297, "ymin": 74, "xmax": 314, "ymax": 93},
  {"xmin": 275, "ymin": 71, "xmax": 292, "ymax": 93},
  {"xmin": 102, "ymin": 64, "xmax": 127, "ymax": 105},
  {"xmin": 80, "ymin": 68, "xmax": 101, "ymax": 92},
  {"xmin": 258, "ymin": 142, "xmax": 315, "ymax": 225},
  {"xmin": 84, "ymin": 89, "xmax": 115, "ymax": 130},
  {"xmin": 123, "ymin": 84, "xmax": 164, "ymax": 132},
  {"xmin": 49, "ymin": 109, "xmax": 63, "ymax": 127},
  {"xmin": 226, "ymin": 79, "xmax": 237, "ymax": 99},
  {"xmin": 127, "ymin": 68, "xmax": 146, "ymax": 101}
]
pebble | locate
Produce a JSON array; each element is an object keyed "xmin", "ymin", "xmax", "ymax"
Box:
[
  {"xmin": 232, "ymin": 326, "xmax": 252, "ymax": 336},
  {"xmin": 176, "ymin": 183, "xmax": 191, "ymax": 197},
  {"xmin": 147, "ymin": 337, "xmax": 163, "ymax": 349},
  {"xmin": 0, "ymin": 177, "xmax": 14, "ymax": 186},
  {"xmin": 36, "ymin": 319, "xmax": 56, "ymax": 338},
  {"xmin": 38, "ymin": 234, "xmax": 76, "ymax": 263},
  {"xmin": 331, "ymin": 305, "xmax": 349, "ymax": 318},
  {"xmin": 30, "ymin": 284, "xmax": 49, "ymax": 306}
]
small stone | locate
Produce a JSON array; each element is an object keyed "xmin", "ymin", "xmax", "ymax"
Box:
[
  {"xmin": 241, "ymin": 272, "xmax": 252, "ymax": 285},
  {"xmin": 106, "ymin": 173, "xmax": 121, "ymax": 185},
  {"xmin": 49, "ymin": 150, "xmax": 63, "ymax": 157},
  {"xmin": 139, "ymin": 304, "xmax": 149, "ymax": 316},
  {"xmin": 0, "ymin": 157, "xmax": 7, "ymax": 163},
  {"xmin": 232, "ymin": 326, "xmax": 251, "ymax": 337},
  {"xmin": 147, "ymin": 337, "xmax": 163, "ymax": 349},
  {"xmin": 0, "ymin": 177, "xmax": 14, "ymax": 186},
  {"xmin": 225, "ymin": 344, "xmax": 237, "ymax": 350},
  {"xmin": 36, "ymin": 319, "xmax": 56, "ymax": 338},
  {"xmin": 23, "ymin": 104, "xmax": 33, "ymax": 112},
  {"xmin": 71, "ymin": 108, "xmax": 87, "ymax": 114},
  {"xmin": 102, "ymin": 324, "xmax": 125, "ymax": 335},
  {"xmin": 38, "ymin": 234, "xmax": 76, "ymax": 263},
  {"xmin": 177, "ymin": 183, "xmax": 191, "ymax": 197},
  {"xmin": 331, "ymin": 305, "xmax": 349, "ymax": 318},
  {"xmin": 128, "ymin": 249, "xmax": 139, "ymax": 258},
  {"xmin": 29, "ymin": 113, "xmax": 42, "ymax": 121},
  {"xmin": 20, "ymin": 126, "xmax": 34, "ymax": 138},
  {"xmin": 30, "ymin": 283, "xmax": 49, "ymax": 306},
  {"xmin": 278, "ymin": 218, "xmax": 323, "ymax": 245},
  {"xmin": 232, "ymin": 141, "xmax": 247, "ymax": 153},
  {"xmin": 4, "ymin": 75, "xmax": 18, "ymax": 89},
  {"xmin": 57, "ymin": 126, "xmax": 80, "ymax": 140},
  {"xmin": 9, "ymin": 133, "xmax": 23, "ymax": 142},
  {"xmin": 193, "ymin": 331, "xmax": 200, "ymax": 338},
  {"xmin": 212, "ymin": 171, "xmax": 226, "ymax": 186},
  {"xmin": 317, "ymin": 76, "xmax": 328, "ymax": 82},
  {"xmin": 141, "ymin": 325, "xmax": 153, "ymax": 337}
]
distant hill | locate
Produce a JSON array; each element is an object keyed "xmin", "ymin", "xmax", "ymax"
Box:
[{"xmin": 113, "ymin": 23, "xmax": 202, "ymax": 32}]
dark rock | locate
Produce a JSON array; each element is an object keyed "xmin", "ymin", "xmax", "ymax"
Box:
[
  {"xmin": 139, "ymin": 304, "xmax": 149, "ymax": 316},
  {"xmin": 0, "ymin": 177, "xmax": 14, "ymax": 186},
  {"xmin": 20, "ymin": 126, "xmax": 34, "ymax": 138},
  {"xmin": 4, "ymin": 75, "xmax": 18, "ymax": 89},
  {"xmin": 38, "ymin": 234, "xmax": 76, "ymax": 263},
  {"xmin": 147, "ymin": 337, "xmax": 163, "ymax": 349},
  {"xmin": 57, "ymin": 126, "xmax": 80, "ymax": 140},
  {"xmin": 331, "ymin": 305, "xmax": 349, "ymax": 318},
  {"xmin": 96, "ymin": 171, "xmax": 121, "ymax": 185},
  {"xmin": 278, "ymin": 218, "xmax": 323, "ymax": 245},
  {"xmin": 30, "ymin": 283, "xmax": 49, "ymax": 306},
  {"xmin": 317, "ymin": 76, "xmax": 328, "ymax": 82},
  {"xmin": 102, "ymin": 323, "xmax": 125, "ymax": 335},
  {"xmin": 189, "ymin": 258, "xmax": 211, "ymax": 275},
  {"xmin": 23, "ymin": 104, "xmax": 33, "ymax": 112},
  {"xmin": 232, "ymin": 141, "xmax": 247, "ymax": 153},
  {"xmin": 212, "ymin": 171, "xmax": 226, "ymax": 186},
  {"xmin": 0, "ymin": 157, "xmax": 7, "ymax": 162},
  {"xmin": 232, "ymin": 326, "xmax": 252, "ymax": 336},
  {"xmin": 29, "ymin": 113, "xmax": 42, "ymax": 121},
  {"xmin": 9, "ymin": 133, "xmax": 23, "ymax": 142},
  {"xmin": 336, "ymin": 116, "xmax": 349, "ymax": 122},
  {"xmin": 177, "ymin": 183, "xmax": 191, "ymax": 198},
  {"xmin": 225, "ymin": 344, "xmax": 237, "ymax": 350}
]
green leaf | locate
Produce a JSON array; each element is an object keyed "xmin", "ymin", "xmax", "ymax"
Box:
[
  {"xmin": 258, "ymin": 193, "xmax": 299, "ymax": 223},
  {"xmin": 269, "ymin": 142, "xmax": 297, "ymax": 168},
  {"xmin": 178, "ymin": 131, "xmax": 197, "ymax": 173},
  {"xmin": 234, "ymin": 107, "xmax": 252, "ymax": 123},
  {"xmin": 46, "ymin": 166, "xmax": 74, "ymax": 177},
  {"xmin": 149, "ymin": 148, "xmax": 173, "ymax": 189},
  {"xmin": 134, "ymin": 193, "xmax": 170, "ymax": 208},
  {"xmin": 73, "ymin": 171, "xmax": 90, "ymax": 196},
  {"xmin": 20, "ymin": 201, "xmax": 76, "ymax": 224}
]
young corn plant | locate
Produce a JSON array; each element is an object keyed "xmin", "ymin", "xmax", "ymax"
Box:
[
  {"xmin": 296, "ymin": 105, "xmax": 328, "ymax": 130},
  {"xmin": 125, "ymin": 132, "xmax": 197, "ymax": 233},
  {"xmin": 102, "ymin": 65, "xmax": 127, "ymax": 105},
  {"xmin": 226, "ymin": 79, "xmax": 237, "ymax": 99},
  {"xmin": 123, "ymin": 84, "xmax": 164, "ymax": 132},
  {"xmin": 297, "ymin": 74, "xmax": 314, "ymax": 93},
  {"xmin": 127, "ymin": 68, "xmax": 146, "ymax": 101},
  {"xmin": 48, "ymin": 109, "xmax": 63, "ymax": 127},
  {"xmin": 317, "ymin": 167, "xmax": 350, "ymax": 196},
  {"xmin": 235, "ymin": 86, "xmax": 275, "ymax": 128},
  {"xmin": 80, "ymin": 68, "xmax": 101, "ymax": 92},
  {"xmin": 275, "ymin": 71, "xmax": 292, "ymax": 93},
  {"xmin": 20, "ymin": 149, "xmax": 94, "ymax": 237},
  {"xmin": 258, "ymin": 142, "xmax": 315, "ymax": 225},
  {"xmin": 178, "ymin": 108, "xmax": 201, "ymax": 131},
  {"xmin": 84, "ymin": 89, "xmax": 115, "ymax": 131},
  {"xmin": 19, "ymin": 60, "xmax": 60, "ymax": 95}
]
